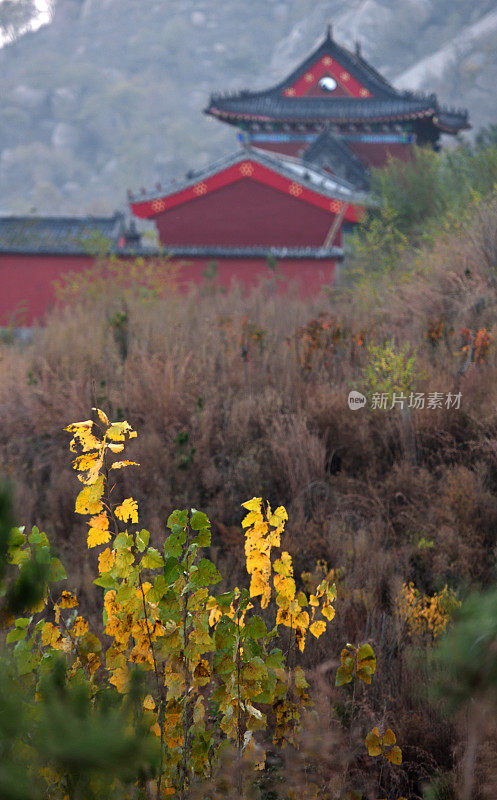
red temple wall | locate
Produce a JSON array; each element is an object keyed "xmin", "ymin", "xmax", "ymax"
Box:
[
  {"xmin": 0, "ymin": 253, "xmax": 337, "ymax": 325},
  {"xmin": 348, "ymin": 141, "xmax": 413, "ymax": 167},
  {"xmin": 0, "ymin": 254, "xmax": 95, "ymax": 326},
  {"xmin": 153, "ymin": 179, "xmax": 338, "ymax": 248}
]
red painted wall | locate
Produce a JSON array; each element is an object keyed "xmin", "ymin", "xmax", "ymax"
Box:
[
  {"xmin": 154, "ymin": 179, "xmax": 339, "ymax": 248},
  {"xmin": 348, "ymin": 141, "xmax": 412, "ymax": 167},
  {"xmin": 0, "ymin": 254, "xmax": 95, "ymax": 326},
  {"xmin": 0, "ymin": 253, "xmax": 337, "ymax": 325},
  {"xmin": 172, "ymin": 256, "xmax": 336, "ymax": 295}
]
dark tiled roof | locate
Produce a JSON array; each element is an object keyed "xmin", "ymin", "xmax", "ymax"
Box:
[
  {"xmin": 304, "ymin": 131, "xmax": 370, "ymax": 189},
  {"xmin": 129, "ymin": 147, "xmax": 370, "ymax": 207},
  {"xmin": 155, "ymin": 245, "xmax": 343, "ymax": 260},
  {"xmin": 207, "ymin": 94, "xmax": 462, "ymax": 125},
  {"xmin": 0, "ymin": 214, "xmax": 127, "ymax": 254},
  {"xmin": 205, "ymin": 29, "xmax": 469, "ymax": 133}
]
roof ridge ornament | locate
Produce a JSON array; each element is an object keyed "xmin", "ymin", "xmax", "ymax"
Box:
[{"xmin": 326, "ymin": 23, "xmax": 333, "ymax": 40}]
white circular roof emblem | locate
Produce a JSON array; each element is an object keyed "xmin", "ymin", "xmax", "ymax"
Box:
[{"xmin": 319, "ymin": 76, "xmax": 338, "ymax": 92}]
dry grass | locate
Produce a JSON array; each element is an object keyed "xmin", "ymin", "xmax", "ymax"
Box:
[{"xmin": 2, "ymin": 199, "xmax": 497, "ymax": 796}]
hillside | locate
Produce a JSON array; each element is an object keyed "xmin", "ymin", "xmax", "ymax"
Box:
[{"xmin": 0, "ymin": 0, "xmax": 496, "ymax": 214}]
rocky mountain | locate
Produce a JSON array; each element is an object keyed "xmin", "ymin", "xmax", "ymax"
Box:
[{"xmin": 0, "ymin": 0, "xmax": 496, "ymax": 215}]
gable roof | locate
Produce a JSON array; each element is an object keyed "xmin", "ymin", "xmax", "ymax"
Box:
[
  {"xmin": 0, "ymin": 213, "xmax": 128, "ymax": 255},
  {"xmin": 304, "ymin": 131, "xmax": 370, "ymax": 189},
  {"xmin": 205, "ymin": 28, "xmax": 469, "ymax": 134},
  {"xmin": 129, "ymin": 148, "xmax": 369, "ymax": 224}
]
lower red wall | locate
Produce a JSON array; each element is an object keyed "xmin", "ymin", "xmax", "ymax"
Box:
[
  {"xmin": 348, "ymin": 141, "xmax": 413, "ymax": 168},
  {"xmin": 0, "ymin": 254, "xmax": 95, "ymax": 326},
  {"xmin": 0, "ymin": 254, "xmax": 336, "ymax": 325}
]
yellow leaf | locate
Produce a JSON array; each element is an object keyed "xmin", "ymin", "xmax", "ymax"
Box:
[
  {"xmin": 143, "ymin": 694, "xmax": 156, "ymax": 711},
  {"xmin": 87, "ymin": 513, "xmax": 111, "ymax": 548},
  {"xmin": 294, "ymin": 666, "xmax": 309, "ymax": 690},
  {"xmin": 98, "ymin": 547, "xmax": 116, "ymax": 574},
  {"xmin": 59, "ymin": 591, "xmax": 78, "ymax": 609},
  {"xmin": 110, "ymin": 460, "xmax": 139, "ymax": 470},
  {"xmin": 115, "ymin": 498, "xmax": 138, "ymax": 524},
  {"xmin": 107, "ymin": 421, "xmax": 135, "ymax": 442},
  {"xmin": 249, "ymin": 571, "xmax": 269, "ymax": 599},
  {"xmin": 309, "ymin": 620, "xmax": 326, "ymax": 639},
  {"xmin": 108, "ymin": 443, "xmax": 125, "ymax": 454},
  {"xmin": 382, "ymin": 728, "xmax": 396, "ymax": 747},
  {"xmin": 75, "ymin": 476, "xmax": 104, "ymax": 515},
  {"xmin": 365, "ymin": 727, "xmax": 382, "ymax": 757},
  {"xmin": 273, "ymin": 551, "xmax": 293, "ymax": 577},
  {"xmin": 71, "ymin": 617, "xmax": 89, "ymax": 637},
  {"xmin": 41, "ymin": 622, "xmax": 61, "ymax": 648},
  {"xmin": 77, "ymin": 454, "xmax": 104, "ymax": 485},
  {"xmin": 110, "ymin": 667, "xmax": 129, "ymax": 694},
  {"xmin": 385, "ymin": 746, "xmax": 402, "ymax": 765},
  {"xmin": 241, "ymin": 497, "xmax": 262, "ymax": 512},
  {"xmin": 93, "ymin": 408, "xmax": 109, "ymax": 426},
  {"xmin": 321, "ymin": 603, "xmax": 335, "ymax": 621},
  {"xmin": 268, "ymin": 506, "xmax": 288, "ymax": 527}
]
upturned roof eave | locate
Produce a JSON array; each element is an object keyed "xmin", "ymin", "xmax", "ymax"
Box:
[{"xmin": 207, "ymin": 106, "xmax": 438, "ymax": 125}]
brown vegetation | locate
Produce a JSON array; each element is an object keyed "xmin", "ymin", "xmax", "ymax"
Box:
[{"xmin": 2, "ymin": 197, "xmax": 497, "ymax": 797}]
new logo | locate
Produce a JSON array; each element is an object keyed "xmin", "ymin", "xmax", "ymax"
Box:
[{"xmin": 348, "ymin": 391, "xmax": 366, "ymax": 410}]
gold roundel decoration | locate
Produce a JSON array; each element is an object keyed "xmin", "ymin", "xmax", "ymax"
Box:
[
  {"xmin": 151, "ymin": 199, "xmax": 166, "ymax": 212},
  {"xmin": 283, "ymin": 88, "xmax": 296, "ymax": 96},
  {"xmin": 323, "ymin": 56, "xmax": 333, "ymax": 66},
  {"xmin": 304, "ymin": 72, "xmax": 314, "ymax": 83},
  {"xmin": 239, "ymin": 162, "xmax": 254, "ymax": 176},
  {"xmin": 193, "ymin": 182, "xmax": 208, "ymax": 195},
  {"xmin": 330, "ymin": 199, "xmax": 342, "ymax": 213},
  {"xmin": 289, "ymin": 182, "xmax": 303, "ymax": 196},
  {"xmin": 360, "ymin": 87, "xmax": 371, "ymax": 97},
  {"xmin": 340, "ymin": 71, "xmax": 351, "ymax": 82}
]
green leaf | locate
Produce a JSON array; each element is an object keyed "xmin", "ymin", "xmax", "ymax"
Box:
[
  {"xmin": 163, "ymin": 556, "xmax": 181, "ymax": 586},
  {"xmin": 29, "ymin": 527, "xmax": 48, "ymax": 546},
  {"xmin": 48, "ymin": 557, "xmax": 67, "ymax": 582},
  {"xmin": 94, "ymin": 574, "xmax": 118, "ymax": 589},
  {"xmin": 148, "ymin": 575, "xmax": 166, "ymax": 604},
  {"xmin": 136, "ymin": 529, "xmax": 150, "ymax": 552},
  {"xmin": 141, "ymin": 548, "xmax": 165, "ymax": 569},
  {"xmin": 214, "ymin": 591, "xmax": 235, "ymax": 610},
  {"xmin": 197, "ymin": 528, "xmax": 211, "ymax": 547},
  {"xmin": 15, "ymin": 617, "xmax": 32, "ymax": 629},
  {"xmin": 7, "ymin": 628, "xmax": 28, "ymax": 643},
  {"xmin": 191, "ymin": 559, "xmax": 221, "ymax": 588},
  {"xmin": 190, "ymin": 511, "xmax": 211, "ymax": 531},
  {"xmin": 266, "ymin": 648, "xmax": 284, "ymax": 668},
  {"xmin": 335, "ymin": 665, "xmax": 353, "ymax": 686},
  {"xmin": 116, "ymin": 584, "xmax": 135, "ymax": 604},
  {"xmin": 214, "ymin": 618, "xmax": 237, "ymax": 650},
  {"xmin": 14, "ymin": 640, "xmax": 37, "ymax": 676},
  {"xmin": 242, "ymin": 615, "xmax": 267, "ymax": 641},
  {"xmin": 114, "ymin": 532, "xmax": 133, "ymax": 550},
  {"xmin": 213, "ymin": 650, "xmax": 236, "ymax": 676},
  {"xmin": 8, "ymin": 528, "xmax": 26, "ymax": 548},
  {"xmin": 164, "ymin": 534, "xmax": 182, "ymax": 559},
  {"xmin": 167, "ymin": 509, "xmax": 189, "ymax": 530}
]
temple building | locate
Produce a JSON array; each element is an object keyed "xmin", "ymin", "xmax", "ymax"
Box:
[
  {"xmin": 0, "ymin": 27, "xmax": 471, "ymax": 325},
  {"xmin": 205, "ymin": 25, "xmax": 470, "ymax": 177},
  {"xmin": 130, "ymin": 26, "xmax": 469, "ymax": 279}
]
